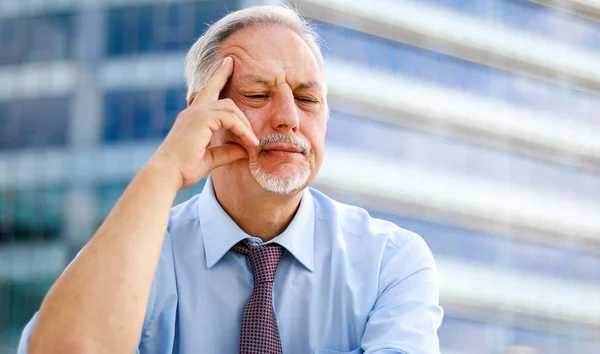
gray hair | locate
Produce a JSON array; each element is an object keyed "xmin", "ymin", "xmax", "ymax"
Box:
[{"xmin": 184, "ymin": 5, "xmax": 326, "ymax": 102}]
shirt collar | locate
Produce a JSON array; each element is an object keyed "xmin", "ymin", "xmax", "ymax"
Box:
[{"xmin": 198, "ymin": 176, "xmax": 315, "ymax": 272}]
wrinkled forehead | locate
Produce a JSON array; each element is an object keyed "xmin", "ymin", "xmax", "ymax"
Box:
[{"xmin": 220, "ymin": 25, "xmax": 324, "ymax": 92}]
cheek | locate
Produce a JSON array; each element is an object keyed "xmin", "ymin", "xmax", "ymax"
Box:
[
  {"xmin": 308, "ymin": 116, "xmax": 327, "ymax": 145},
  {"xmin": 306, "ymin": 128, "xmax": 325, "ymax": 161},
  {"xmin": 242, "ymin": 107, "xmax": 272, "ymax": 135}
]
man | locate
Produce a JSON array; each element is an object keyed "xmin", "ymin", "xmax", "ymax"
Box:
[{"xmin": 20, "ymin": 5, "xmax": 443, "ymax": 354}]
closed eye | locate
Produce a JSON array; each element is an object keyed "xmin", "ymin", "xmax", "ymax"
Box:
[
  {"xmin": 245, "ymin": 95, "xmax": 268, "ymax": 99},
  {"xmin": 295, "ymin": 97, "xmax": 318, "ymax": 103}
]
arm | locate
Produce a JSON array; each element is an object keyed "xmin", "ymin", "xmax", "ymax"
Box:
[
  {"xmin": 361, "ymin": 234, "xmax": 444, "ymax": 354},
  {"xmin": 26, "ymin": 163, "xmax": 179, "ymax": 354},
  {"xmin": 26, "ymin": 56, "xmax": 257, "ymax": 354}
]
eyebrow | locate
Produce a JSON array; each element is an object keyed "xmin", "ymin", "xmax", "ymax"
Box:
[
  {"xmin": 295, "ymin": 81, "xmax": 321, "ymax": 92},
  {"xmin": 237, "ymin": 74, "xmax": 321, "ymax": 92},
  {"xmin": 237, "ymin": 74, "xmax": 273, "ymax": 86}
]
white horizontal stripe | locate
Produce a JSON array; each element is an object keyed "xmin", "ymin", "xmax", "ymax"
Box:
[
  {"xmin": 0, "ymin": 142, "xmax": 159, "ymax": 189},
  {"xmin": 0, "ymin": 0, "xmax": 201, "ymax": 17},
  {"xmin": 99, "ymin": 54, "xmax": 186, "ymax": 90},
  {"xmin": 2, "ymin": 143, "xmax": 600, "ymax": 245},
  {"xmin": 317, "ymin": 145, "xmax": 600, "ymax": 243},
  {"xmin": 0, "ymin": 62, "xmax": 76, "ymax": 100},
  {"xmin": 530, "ymin": 0, "xmax": 600, "ymax": 21},
  {"xmin": 533, "ymin": 0, "xmax": 600, "ymax": 10},
  {"xmin": 325, "ymin": 59, "xmax": 600, "ymax": 170},
  {"xmin": 439, "ymin": 257, "xmax": 600, "ymax": 325},
  {"xmin": 296, "ymin": 0, "xmax": 600, "ymax": 93},
  {"xmin": 568, "ymin": 0, "xmax": 600, "ymax": 8}
]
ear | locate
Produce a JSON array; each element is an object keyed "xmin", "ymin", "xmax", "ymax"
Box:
[{"xmin": 187, "ymin": 93, "xmax": 197, "ymax": 107}]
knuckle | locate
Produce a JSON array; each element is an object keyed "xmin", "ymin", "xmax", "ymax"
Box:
[
  {"xmin": 221, "ymin": 99, "xmax": 240, "ymax": 115},
  {"xmin": 221, "ymin": 98, "xmax": 236, "ymax": 110}
]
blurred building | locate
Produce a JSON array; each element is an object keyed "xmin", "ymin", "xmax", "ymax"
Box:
[{"xmin": 1, "ymin": 0, "xmax": 600, "ymax": 352}]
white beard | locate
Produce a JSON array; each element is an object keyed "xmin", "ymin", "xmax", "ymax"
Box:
[
  {"xmin": 249, "ymin": 159, "xmax": 310, "ymax": 194},
  {"xmin": 249, "ymin": 133, "xmax": 311, "ymax": 195}
]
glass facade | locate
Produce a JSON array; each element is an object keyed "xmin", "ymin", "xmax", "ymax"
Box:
[
  {"xmin": 0, "ymin": 12, "xmax": 74, "ymax": 66},
  {"xmin": 0, "ymin": 186, "xmax": 65, "ymax": 244},
  {"xmin": 103, "ymin": 87, "xmax": 186, "ymax": 142},
  {"xmin": 106, "ymin": 0, "xmax": 237, "ymax": 56},
  {"xmin": 326, "ymin": 111, "xmax": 600, "ymax": 201},
  {"xmin": 97, "ymin": 177, "xmax": 208, "ymax": 222},
  {"xmin": 0, "ymin": 96, "xmax": 70, "ymax": 150},
  {"xmin": 316, "ymin": 21, "xmax": 600, "ymax": 127},
  {"xmin": 0, "ymin": 279, "xmax": 54, "ymax": 334},
  {"xmin": 1, "ymin": 0, "xmax": 599, "ymax": 352},
  {"xmin": 418, "ymin": 0, "xmax": 600, "ymax": 51}
]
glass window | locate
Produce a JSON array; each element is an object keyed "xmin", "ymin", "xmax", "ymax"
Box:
[
  {"xmin": 97, "ymin": 177, "xmax": 207, "ymax": 222},
  {"xmin": 0, "ymin": 12, "xmax": 73, "ymax": 66},
  {"xmin": 0, "ymin": 185, "xmax": 65, "ymax": 244},
  {"xmin": 0, "ymin": 96, "xmax": 70, "ymax": 150},
  {"xmin": 417, "ymin": 0, "xmax": 600, "ymax": 51},
  {"xmin": 326, "ymin": 110, "xmax": 600, "ymax": 202},
  {"xmin": 174, "ymin": 178, "xmax": 208, "ymax": 206},
  {"xmin": 7, "ymin": 279, "xmax": 53, "ymax": 326},
  {"xmin": 102, "ymin": 87, "xmax": 186, "ymax": 142},
  {"xmin": 0, "ymin": 277, "xmax": 55, "ymax": 352},
  {"xmin": 106, "ymin": 0, "xmax": 238, "ymax": 56},
  {"xmin": 315, "ymin": 21, "xmax": 600, "ymax": 127}
]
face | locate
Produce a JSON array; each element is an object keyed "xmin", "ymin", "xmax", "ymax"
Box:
[{"xmin": 211, "ymin": 24, "xmax": 327, "ymax": 195}]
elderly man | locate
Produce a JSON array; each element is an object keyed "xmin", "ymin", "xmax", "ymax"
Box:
[{"xmin": 20, "ymin": 5, "xmax": 443, "ymax": 354}]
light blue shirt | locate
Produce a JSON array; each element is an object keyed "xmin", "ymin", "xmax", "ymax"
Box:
[{"xmin": 19, "ymin": 179, "xmax": 443, "ymax": 353}]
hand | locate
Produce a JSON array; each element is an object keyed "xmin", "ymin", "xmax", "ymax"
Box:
[{"xmin": 148, "ymin": 57, "xmax": 259, "ymax": 190}]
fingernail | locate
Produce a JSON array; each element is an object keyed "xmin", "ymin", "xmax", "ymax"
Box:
[{"xmin": 221, "ymin": 57, "xmax": 231, "ymax": 66}]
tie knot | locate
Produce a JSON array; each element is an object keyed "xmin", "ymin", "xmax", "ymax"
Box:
[{"xmin": 233, "ymin": 240, "xmax": 285, "ymax": 284}]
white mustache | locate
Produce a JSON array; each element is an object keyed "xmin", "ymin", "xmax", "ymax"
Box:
[{"xmin": 257, "ymin": 133, "xmax": 310, "ymax": 154}]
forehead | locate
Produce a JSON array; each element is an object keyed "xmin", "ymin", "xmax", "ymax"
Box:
[{"xmin": 220, "ymin": 24, "xmax": 322, "ymax": 88}]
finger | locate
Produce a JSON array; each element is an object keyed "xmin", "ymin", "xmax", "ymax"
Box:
[
  {"xmin": 192, "ymin": 57, "xmax": 233, "ymax": 105},
  {"xmin": 212, "ymin": 98, "xmax": 252, "ymax": 129},
  {"xmin": 206, "ymin": 111, "xmax": 259, "ymax": 147},
  {"xmin": 208, "ymin": 143, "xmax": 248, "ymax": 169}
]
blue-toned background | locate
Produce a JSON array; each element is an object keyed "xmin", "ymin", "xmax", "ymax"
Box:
[{"xmin": 1, "ymin": 0, "xmax": 600, "ymax": 353}]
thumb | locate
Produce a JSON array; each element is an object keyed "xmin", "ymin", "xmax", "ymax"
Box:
[{"xmin": 208, "ymin": 143, "xmax": 249, "ymax": 168}]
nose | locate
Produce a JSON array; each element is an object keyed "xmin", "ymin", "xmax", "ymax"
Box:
[{"xmin": 270, "ymin": 89, "xmax": 299, "ymax": 133}]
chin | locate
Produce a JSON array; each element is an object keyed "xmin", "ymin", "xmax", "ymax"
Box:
[{"xmin": 248, "ymin": 161, "xmax": 310, "ymax": 195}]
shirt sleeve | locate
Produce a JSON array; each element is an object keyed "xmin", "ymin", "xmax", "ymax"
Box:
[
  {"xmin": 16, "ymin": 311, "xmax": 38, "ymax": 354},
  {"xmin": 360, "ymin": 233, "xmax": 444, "ymax": 354}
]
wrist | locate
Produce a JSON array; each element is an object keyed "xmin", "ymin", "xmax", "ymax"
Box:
[{"xmin": 141, "ymin": 158, "xmax": 183, "ymax": 193}]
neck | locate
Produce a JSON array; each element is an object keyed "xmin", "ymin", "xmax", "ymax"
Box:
[{"xmin": 211, "ymin": 173, "xmax": 303, "ymax": 242}]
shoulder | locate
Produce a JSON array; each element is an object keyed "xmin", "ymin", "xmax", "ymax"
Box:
[
  {"xmin": 310, "ymin": 187, "xmax": 424, "ymax": 249},
  {"xmin": 310, "ymin": 187, "xmax": 438, "ymax": 289}
]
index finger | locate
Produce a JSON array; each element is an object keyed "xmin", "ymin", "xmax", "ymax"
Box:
[{"xmin": 192, "ymin": 56, "xmax": 234, "ymax": 105}]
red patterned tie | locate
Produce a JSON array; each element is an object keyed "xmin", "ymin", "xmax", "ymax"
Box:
[{"xmin": 233, "ymin": 240, "xmax": 285, "ymax": 354}]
